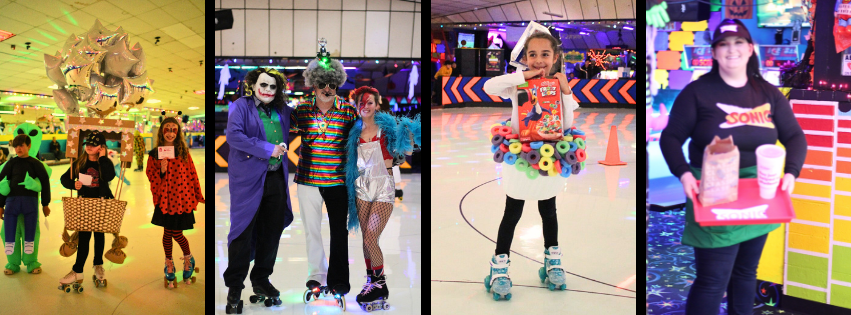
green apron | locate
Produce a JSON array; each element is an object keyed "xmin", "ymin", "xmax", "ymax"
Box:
[{"xmin": 683, "ymin": 166, "xmax": 780, "ymax": 249}]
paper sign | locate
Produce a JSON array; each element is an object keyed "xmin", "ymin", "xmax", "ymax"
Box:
[
  {"xmin": 79, "ymin": 173, "xmax": 92, "ymax": 186},
  {"xmin": 158, "ymin": 146, "xmax": 174, "ymax": 159}
]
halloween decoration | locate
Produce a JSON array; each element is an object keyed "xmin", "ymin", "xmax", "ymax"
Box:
[{"xmin": 727, "ymin": 0, "xmax": 752, "ymax": 19}]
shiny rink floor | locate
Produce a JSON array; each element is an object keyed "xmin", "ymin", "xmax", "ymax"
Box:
[
  {"xmin": 214, "ymin": 172, "xmax": 422, "ymax": 314},
  {"xmin": 431, "ymin": 107, "xmax": 637, "ymax": 314},
  {"xmin": 0, "ymin": 148, "xmax": 205, "ymax": 313}
]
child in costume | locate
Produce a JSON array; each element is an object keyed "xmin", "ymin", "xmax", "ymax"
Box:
[
  {"xmin": 481, "ymin": 22, "xmax": 584, "ymax": 300},
  {"xmin": 343, "ymin": 86, "xmax": 420, "ymax": 312},
  {"xmin": 0, "ymin": 123, "xmax": 53, "ymax": 275},
  {"xmin": 146, "ymin": 116, "xmax": 204, "ymax": 288},
  {"xmin": 58, "ymin": 131, "xmax": 115, "ymax": 291}
]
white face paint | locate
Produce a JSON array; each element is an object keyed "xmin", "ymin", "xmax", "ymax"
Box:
[{"xmin": 253, "ymin": 72, "xmax": 277, "ymax": 104}]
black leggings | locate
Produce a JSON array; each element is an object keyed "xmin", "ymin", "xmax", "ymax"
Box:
[{"xmin": 495, "ymin": 195, "xmax": 558, "ymax": 256}]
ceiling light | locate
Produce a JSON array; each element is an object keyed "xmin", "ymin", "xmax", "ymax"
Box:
[
  {"xmin": 147, "ymin": 99, "xmax": 161, "ymax": 103},
  {"xmin": 188, "ymin": 107, "xmax": 199, "ymax": 110}
]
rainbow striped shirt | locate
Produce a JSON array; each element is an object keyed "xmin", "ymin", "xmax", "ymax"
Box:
[{"xmin": 290, "ymin": 96, "xmax": 358, "ymax": 187}]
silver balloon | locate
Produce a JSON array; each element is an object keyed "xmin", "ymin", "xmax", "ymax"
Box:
[
  {"xmin": 129, "ymin": 42, "xmax": 145, "ymax": 77},
  {"xmin": 121, "ymin": 71, "xmax": 153, "ymax": 106},
  {"xmin": 61, "ymin": 33, "xmax": 82, "ymax": 62},
  {"xmin": 86, "ymin": 19, "xmax": 117, "ymax": 48},
  {"xmin": 44, "ymin": 52, "xmax": 67, "ymax": 87},
  {"xmin": 73, "ymin": 36, "xmax": 106, "ymax": 63},
  {"xmin": 53, "ymin": 88, "xmax": 79, "ymax": 114},
  {"xmin": 102, "ymin": 37, "xmax": 139, "ymax": 78},
  {"xmin": 63, "ymin": 53, "xmax": 94, "ymax": 90},
  {"xmin": 85, "ymin": 81, "xmax": 121, "ymax": 112}
]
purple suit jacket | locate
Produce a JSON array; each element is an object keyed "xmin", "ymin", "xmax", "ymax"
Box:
[{"xmin": 226, "ymin": 96, "xmax": 294, "ymax": 247}]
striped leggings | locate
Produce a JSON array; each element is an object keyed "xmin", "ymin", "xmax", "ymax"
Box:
[{"xmin": 163, "ymin": 229, "xmax": 190, "ymax": 259}]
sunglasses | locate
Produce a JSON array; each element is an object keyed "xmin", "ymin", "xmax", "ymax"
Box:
[
  {"xmin": 316, "ymin": 83, "xmax": 337, "ymax": 90},
  {"xmin": 164, "ymin": 127, "xmax": 178, "ymax": 134}
]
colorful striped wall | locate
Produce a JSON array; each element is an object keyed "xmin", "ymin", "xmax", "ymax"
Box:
[{"xmin": 787, "ymin": 100, "xmax": 851, "ymax": 309}]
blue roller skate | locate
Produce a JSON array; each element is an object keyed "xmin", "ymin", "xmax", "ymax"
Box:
[
  {"xmin": 164, "ymin": 258, "xmax": 178, "ymax": 289},
  {"xmin": 538, "ymin": 246, "xmax": 567, "ymax": 291},
  {"xmin": 484, "ymin": 254, "xmax": 512, "ymax": 301},
  {"xmin": 181, "ymin": 254, "xmax": 200, "ymax": 285}
]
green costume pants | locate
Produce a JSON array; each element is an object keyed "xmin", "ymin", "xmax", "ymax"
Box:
[{"xmin": 0, "ymin": 214, "xmax": 41, "ymax": 273}]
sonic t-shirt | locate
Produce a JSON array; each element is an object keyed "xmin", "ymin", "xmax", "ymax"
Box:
[{"xmin": 660, "ymin": 73, "xmax": 807, "ymax": 179}]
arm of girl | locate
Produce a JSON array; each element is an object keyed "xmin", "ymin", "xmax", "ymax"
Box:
[
  {"xmin": 98, "ymin": 156, "xmax": 116, "ymax": 183},
  {"xmin": 482, "ymin": 72, "xmax": 527, "ymax": 99},
  {"xmin": 59, "ymin": 165, "xmax": 75, "ymax": 190},
  {"xmin": 187, "ymin": 155, "xmax": 205, "ymax": 204}
]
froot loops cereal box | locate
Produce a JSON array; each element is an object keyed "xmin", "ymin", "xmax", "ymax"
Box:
[{"xmin": 517, "ymin": 78, "xmax": 563, "ymax": 142}]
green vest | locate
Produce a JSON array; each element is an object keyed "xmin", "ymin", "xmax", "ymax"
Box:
[
  {"xmin": 683, "ymin": 165, "xmax": 780, "ymax": 248},
  {"xmin": 257, "ymin": 105, "xmax": 284, "ymax": 166}
]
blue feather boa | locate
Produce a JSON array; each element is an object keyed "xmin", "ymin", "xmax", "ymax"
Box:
[{"xmin": 344, "ymin": 112, "xmax": 421, "ymax": 233}]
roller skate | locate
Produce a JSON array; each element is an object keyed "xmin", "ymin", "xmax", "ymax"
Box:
[
  {"xmin": 357, "ymin": 274, "xmax": 390, "ymax": 312},
  {"xmin": 58, "ymin": 270, "xmax": 84, "ymax": 293},
  {"xmin": 395, "ymin": 189, "xmax": 403, "ymax": 201},
  {"xmin": 163, "ymin": 258, "xmax": 178, "ymax": 289},
  {"xmin": 226, "ymin": 287, "xmax": 243, "ymax": 314},
  {"xmin": 92, "ymin": 265, "xmax": 106, "ymax": 288},
  {"xmin": 180, "ymin": 254, "xmax": 199, "ymax": 285},
  {"xmin": 484, "ymin": 254, "xmax": 512, "ymax": 301},
  {"xmin": 249, "ymin": 281, "xmax": 283, "ymax": 307},
  {"xmin": 303, "ymin": 280, "xmax": 323, "ymax": 303},
  {"xmin": 328, "ymin": 284, "xmax": 348, "ymax": 311},
  {"xmin": 538, "ymin": 246, "xmax": 567, "ymax": 291}
]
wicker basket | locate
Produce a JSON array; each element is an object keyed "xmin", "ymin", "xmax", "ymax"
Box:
[{"xmin": 61, "ymin": 197, "xmax": 127, "ymax": 234}]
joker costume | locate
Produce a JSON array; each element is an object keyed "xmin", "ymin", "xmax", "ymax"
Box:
[{"xmin": 224, "ymin": 68, "xmax": 293, "ymax": 312}]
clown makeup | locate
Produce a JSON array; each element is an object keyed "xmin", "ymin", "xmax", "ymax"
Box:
[
  {"xmin": 358, "ymin": 94, "xmax": 378, "ymax": 118},
  {"xmin": 253, "ymin": 72, "xmax": 277, "ymax": 104}
]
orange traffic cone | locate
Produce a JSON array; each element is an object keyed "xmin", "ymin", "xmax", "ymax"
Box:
[{"xmin": 599, "ymin": 125, "xmax": 627, "ymax": 166}]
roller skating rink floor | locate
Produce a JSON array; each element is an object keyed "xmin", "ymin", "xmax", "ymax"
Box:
[
  {"xmin": 431, "ymin": 107, "xmax": 637, "ymax": 313},
  {"xmin": 0, "ymin": 148, "xmax": 205, "ymax": 313},
  {"xmin": 214, "ymin": 172, "xmax": 422, "ymax": 314}
]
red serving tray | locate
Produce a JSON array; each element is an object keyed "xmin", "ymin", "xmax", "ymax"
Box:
[{"xmin": 693, "ymin": 178, "xmax": 796, "ymax": 227}]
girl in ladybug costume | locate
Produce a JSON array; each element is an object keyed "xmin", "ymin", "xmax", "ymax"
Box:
[{"xmin": 146, "ymin": 115, "xmax": 205, "ymax": 288}]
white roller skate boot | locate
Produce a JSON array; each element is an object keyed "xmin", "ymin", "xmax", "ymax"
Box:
[
  {"xmin": 58, "ymin": 270, "xmax": 84, "ymax": 293},
  {"xmin": 92, "ymin": 265, "xmax": 106, "ymax": 288},
  {"xmin": 484, "ymin": 254, "xmax": 512, "ymax": 301},
  {"xmin": 538, "ymin": 246, "xmax": 567, "ymax": 290}
]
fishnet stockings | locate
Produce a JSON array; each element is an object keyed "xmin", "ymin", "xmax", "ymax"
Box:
[{"xmin": 357, "ymin": 198, "xmax": 393, "ymax": 271}]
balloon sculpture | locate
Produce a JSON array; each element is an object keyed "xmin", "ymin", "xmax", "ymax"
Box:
[{"xmin": 44, "ymin": 19, "xmax": 154, "ymax": 118}]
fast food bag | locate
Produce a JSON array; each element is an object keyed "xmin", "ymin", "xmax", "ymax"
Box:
[
  {"xmin": 699, "ymin": 135, "xmax": 740, "ymax": 207},
  {"xmin": 517, "ymin": 78, "xmax": 563, "ymax": 142}
]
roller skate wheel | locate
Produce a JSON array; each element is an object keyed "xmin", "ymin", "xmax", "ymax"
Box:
[
  {"xmin": 303, "ymin": 289, "xmax": 311, "ymax": 303},
  {"xmin": 264, "ymin": 298, "xmax": 273, "ymax": 307},
  {"xmin": 399, "ymin": 196, "xmax": 403, "ymax": 201},
  {"xmin": 505, "ymin": 293, "xmax": 512, "ymax": 300},
  {"xmin": 249, "ymin": 295, "xmax": 259, "ymax": 303},
  {"xmin": 63, "ymin": 286, "xmax": 71, "ymax": 293},
  {"xmin": 365, "ymin": 304, "xmax": 372, "ymax": 312},
  {"xmin": 339, "ymin": 296, "xmax": 346, "ymax": 311},
  {"xmin": 77, "ymin": 286, "xmax": 84, "ymax": 293},
  {"xmin": 191, "ymin": 276, "xmax": 196, "ymax": 283},
  {"xmin": 103, "ymin": 279, "xmax": 107, "ymax": 287},
  {"xmin": 383, "ymin": 302, "xmax": 390, "ymax": 310},
  {"xmin": 548, "ymin": 283, "xmax": 556, "ymax": 291},
  {"xmin": 194, "ymin": 267, "xmax": 200, "ymax": 273},
  {"xmin": 492, "ymin": 293, "xmax": 500, "ymax": 301}
]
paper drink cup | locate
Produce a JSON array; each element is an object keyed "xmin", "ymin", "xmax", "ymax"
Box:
[{"xmin": 756, "ymin": 144, "xmax": 785, "ymax": 199}]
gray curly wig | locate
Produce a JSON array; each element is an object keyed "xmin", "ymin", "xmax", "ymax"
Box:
[{"xmin": 303, "ymin": 58, "xmax": 347, "ymax": 87}]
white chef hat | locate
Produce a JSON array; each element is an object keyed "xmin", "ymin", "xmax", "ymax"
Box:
[{"xmin": 509, "ymin": 21, "xmax": 553, "ymax": 71}]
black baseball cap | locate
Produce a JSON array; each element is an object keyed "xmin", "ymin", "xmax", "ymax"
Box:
[
  {"xmin": 712, "ymin": 19, "xmax": 753, "ymax": 46},
  {"xmin": 84, "ymin": 131, "xmax": 105, "ymax": 147}
]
